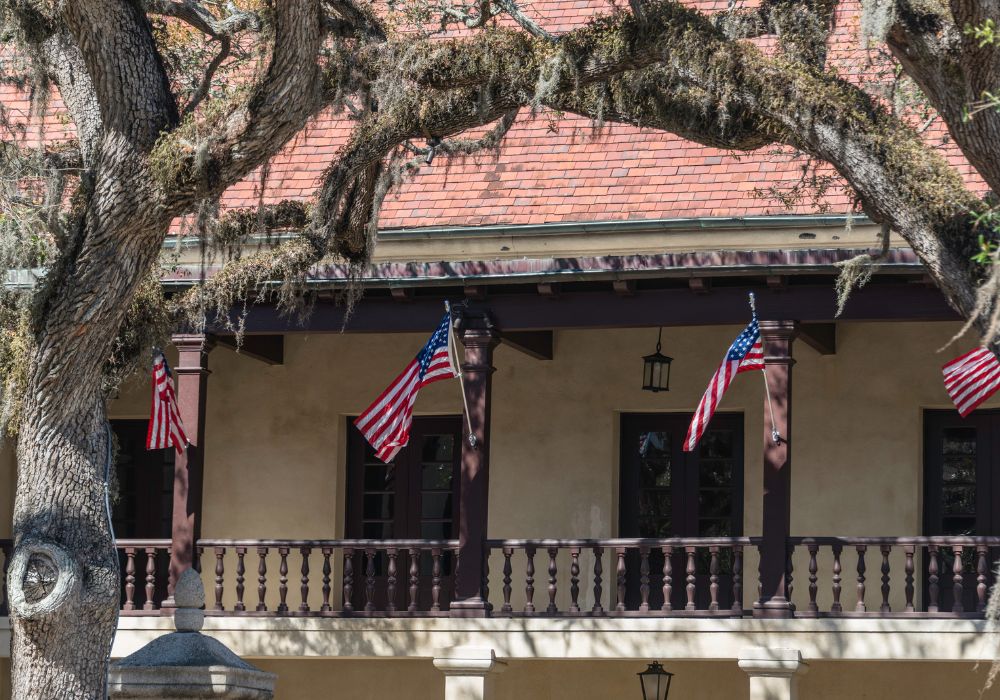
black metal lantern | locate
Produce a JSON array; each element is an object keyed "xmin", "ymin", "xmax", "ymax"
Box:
[
  {"xmin": 638, "ymin": 661, "xmax": 674, "ymax": 700},
  {"xmin": 642, "ymin": 328, "xmax": 673, "ymax": 393}
]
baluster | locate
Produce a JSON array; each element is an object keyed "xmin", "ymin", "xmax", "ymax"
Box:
[
  {"xmin": 786, "ymin": 544, "xmax": 795, "ymax": 605},
  {"xmin": 214, "ymin": 547, "xmax": 225, "ymax": 611},
  {"xmin": 708, "ymin": 546, "xmax": 720, "ymax": 612},
  {"xmin": 195, "ymin": 546, "xmax": 203, "ymax": 574},
  {"xmin": 952, "ymin": 544, "xmax": 965, "ymax": 614},
  {"xmin": 807, "ymin": 544, "xmax": 818, "ymax": 614},
  {"xmin": 502, "ymin": 547, "xmax": 513, "ymax": 614},
  {"xmin": 615, "ymin": 547, "xmax": 627, "ymax": 613},
  {"xmin": 732, "ymin": 545, "xmax": 743, "ymax": 615},
  {"xmin": 277, "ymin": 546, "xmax": 290, "ymax": 614},
  {"xmin": 639, "ymin": 546, "xmax": 651, "ymax": 613},
  {"xmin": 342, "ymin": 548, "xmax": 354, "ymax": 613},
  {"xmin": 431, "ymin": 548, "xmax": 443, "ymax": 612},
  {"xmin": 365, "ymin": 548, "xmax": 376, "ymax": 614},
  {"xmin": 978, "ymin": 545, "xmax": 989, "ymax": 613},
  {"xmin": 299, "ymin": 546, "xmax": 311, "ymax": 613},
  {"xmin": 831, "ymin": 544, "xmax": 843, "ymax": 614},
  {"xmin": 321, "ymin": 547, "xmax": 332, "ymax": 613},
  {"xmin": 547, "ymin": 547, "xmax": 559, "ymax": 614},
  {"xmin": 235, "ymin": 547, "xmax": 246, "ymax": 612},
  {"xmin": 855, "ymin": 545, "xmax": 866, "ymax": 613},
  {"xmin": 685, "ymin": 546, "xmax": 696, "ymax": 611},
  {"xmin": 123, "ymin": 548, "xmax": 136, "ymax": 611},
  {"xmin": 592, "ymin": 546, "xmax": 604, "ymax": 614},
  {"xmin": 928, "ymin": 544, "xmax": 940, "ymax": 613},
  {"xmin": 880, "ymin": 545, "xmax": 891, "ymax": 613},
  {"xmin": 904, "ymin": 545, "xmax": 915, "ymax": 613},
  {"xmin": 386, "ymin": 548, "xmax": 397, "ymax": 614},
  {"xmin": 144, "ymin": 547, "xmax": 158, "ymax": 611},
  {"xmin": 524, "ymin": 546, "xmax": 536, "ymax": 614},
  {"xmin": 482, "ymin": 549, "xmax": 490, "ymax": 611},
  {"xmin": 662, "ymin": 546, "xmax": 673, "ymax": 613},
  {"xmin": 570, "ymin": 547, "xmax": 581, "ymax": 613},
  {"xmin": 256, "ymin": 547, "xmax": 269, "ymax": 612},
  {"xmin": 408, "ymin": 547, "xmax": 419, "ymax": 613}
]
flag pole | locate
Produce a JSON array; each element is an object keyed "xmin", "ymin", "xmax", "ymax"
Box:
[
  {"xmin": 445, "ymin": 301, "xmax": 478, "ymax": 447},
  {"xmin": 750, "ymin": 292, "xmax": 782, "ymax": 445}
]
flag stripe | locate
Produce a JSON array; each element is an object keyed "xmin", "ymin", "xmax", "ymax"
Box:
[
  {"xmin": 355, "ymin": 314, "xmax": 459, "ymax": 463},
  {"xmin": 147, "ymin": 353, "xmax": 188, "ymax": 455},
  {"xmin": 942, "ymin": 347, "xmax": 1000, "ymax": 418},
  {"xmin": 684, "ymin": 322, "xmax": 763, "ymax": 452}
]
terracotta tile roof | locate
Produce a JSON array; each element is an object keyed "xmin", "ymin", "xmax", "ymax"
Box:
[{"xmin": 0, "ymin": 1, "xmax": 985, "ymax": 233}]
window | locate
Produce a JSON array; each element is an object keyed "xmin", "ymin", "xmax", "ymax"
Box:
[
  {"xmin": 346, "ymin": 415, "xmax": 462, "ymax": 610},
  {"xmin": 924, "ymin": 410, "xmax": 1000, "ymax": 611},
  {"xmin": 619, "ymin": 413, "xmax": 744, "ymax": 609}
]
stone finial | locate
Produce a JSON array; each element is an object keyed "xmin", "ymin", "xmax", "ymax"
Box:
[
  {"xmin": 110, "ymin": 568, "xmax": 276, "ymax": 698},
  {"xmin": 174, "ymin": 568, "xmax": 206, "ymax": 632}
]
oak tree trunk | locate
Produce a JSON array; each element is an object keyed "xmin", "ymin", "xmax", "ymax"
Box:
[{"xmin": 10, "ymin": 397, "xmax": 118, "ymax": 699}]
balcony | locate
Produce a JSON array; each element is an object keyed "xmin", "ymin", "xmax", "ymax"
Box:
[{"xmin": 2, "ymin": 536, "xmax": 992, "ymax": 620}]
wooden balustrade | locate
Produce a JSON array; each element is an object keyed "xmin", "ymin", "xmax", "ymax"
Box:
[
  {"xmin": 788, "ymin": 537, "xmax": 1000, "ymax": 617},
  {"xmin": 485, "ymin": 538, "xmax": 755, "ymax": 617},
  {"xmin": 0, "ymin": 536, "xmax": 996, "ymax": 619}
]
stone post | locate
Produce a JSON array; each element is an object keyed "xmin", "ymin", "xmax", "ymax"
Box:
[
  {"xmin": 433, "ymin": 648, "xmax": 504, "ymax": 700},
  {"xmin": 110, "ymin": 569, "xmax": 276, "ymax": 699},
  {"xmin": 738, "ymin": 647, "xmax": 807, "ymax": 700}
]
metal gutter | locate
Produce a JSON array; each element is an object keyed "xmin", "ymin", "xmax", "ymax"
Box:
[
  {"xmin": 377, "ymin": 214, "xmax": 872, "ymax": 241},
  {"xmin": 160, "ymin": 214, "xmax": 872, "ymax": 250}
]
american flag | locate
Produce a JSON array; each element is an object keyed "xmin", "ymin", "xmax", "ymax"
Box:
[
  {"xmin": 683, "ymin": 318, "xmax": 765, "ymax": 452},
  {"xmin": 146, "ymin": 351, "xmax": 188, "ymax": 454},
  {"xmin": 355, "ymin": 313, "xmax": 459, "ymax": 463},
  {"xmin": 942, "ymin": 347, "xmax": 1000, "ymax": 417}
]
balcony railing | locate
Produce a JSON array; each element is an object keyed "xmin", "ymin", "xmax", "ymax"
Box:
[{"xmin": 0, "ymin": 536, "xmax": 997, "ymax": 619}]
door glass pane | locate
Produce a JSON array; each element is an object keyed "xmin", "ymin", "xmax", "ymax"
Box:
[
  {"xmin": 637, "ymin": 431, "xmax": 672, "ymax": 537},
  {"xmin": 363, "ymin": 494, "xmax": 394, "ymax": 520},
  {"xmin": 638, "ymin": 432, "xmax": 671, "ymax": 488},
  {"xmin": 698, "ymin": 429, "xmax": 736, "ymax": 537},
  {"xmin": 422, "ymin": 463, "xmax": 452, "ymax": 490},
  {"xmin": 421, "ymin": 493, "xmax": 453, "ymax": 520},
  {"xmin": 939, "ymin": 427, "xmax": 977, "ymax": 531},
  {"xmin": 422, "ymin": 434, "xmax": 455, "ymax": 462}
]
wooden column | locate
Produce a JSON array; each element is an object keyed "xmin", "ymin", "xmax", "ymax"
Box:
[
  {"xmin": 451, "ymin": 311, "xmax": 500, "ymax": 614},
  {"xmin": 166, "ymin": 333, "xmax": 215, "ymax": 601},
  {"xmin": 754, "ymin": 320, "xmax": 797, "ymax": 618}
]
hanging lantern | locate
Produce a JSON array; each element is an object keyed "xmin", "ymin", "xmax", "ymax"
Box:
[
  {"xmin": 642, "ymin": 328, "xmax": 672, "ymax": 393},
  {"xmin": 638, "ymin": 661, "xmax": 674, "ymax": 700}
]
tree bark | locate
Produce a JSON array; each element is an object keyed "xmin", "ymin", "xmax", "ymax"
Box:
[{"xmin": 10, "ymin": 398, "xmax": 117, "ymax": 699}]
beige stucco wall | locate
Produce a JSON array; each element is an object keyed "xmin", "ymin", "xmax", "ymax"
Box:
[
  {"xmin": 250, "ymin": 657, "xmax": 999, "ymax": 700},
  {"xmin": 109, "ymin": 320, "xmax": 994, "ymax": 539},
  {"xmin": 104, "ymin": 320, "xmax": 997, "ymax": 612}
]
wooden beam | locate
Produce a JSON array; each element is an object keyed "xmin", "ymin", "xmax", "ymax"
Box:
[
  {"xmin": 464, "ymin": 285, "xmax": 487, "ymax": 300},
  {"xmin": 798, "ymin": 322, "xmax": 836, "ymax": 355},
  {"xmin": 500, "ymin": 330, "xmax": 553, "ymax": 360},
  {"xmin": 766, "ymin": 275, "xmax": 788, "ymax": 292},
  {"xmin": 688, "ymin": 277, "xmax": 711, "ymax": 295},
  {"xmin": 613, "ymin": 279, "xmax": 636, "ymax": 297},
  {"xmin": 390, "ymin": 287, "xmax": 413, "ymax": 303},
  {"xmin": 215, "ymin": 334, "xmax": 284, "ymax": 365},
  {"xmin": 537, "ymin": 282, "xmax": 560, "ymax": 299},
  {"xmin": 221, "ymin": 283, "xmax": 958, "ymax": 334}
]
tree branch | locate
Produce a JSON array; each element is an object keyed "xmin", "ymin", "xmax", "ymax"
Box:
[{"xmin": 143, "ymin": 0, "xmax": 262, "ymax": 39}]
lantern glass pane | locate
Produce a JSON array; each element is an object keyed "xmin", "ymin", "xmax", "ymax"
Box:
[
  {"xmin": 643, "ymin": 358, "xmax": 653, "ymax": 388},
  {"xmin": 651, "ymin": 361, "xmax": 661, "ymax": 389}
]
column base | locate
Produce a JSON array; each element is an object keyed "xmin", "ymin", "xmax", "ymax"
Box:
[
  {"xmin": 752, "ymin": 597, "xmax": 794, "ymax": 618},
  {"xmin": 449, "ymin": 598, "xmax": 490, "ymax": 617}
]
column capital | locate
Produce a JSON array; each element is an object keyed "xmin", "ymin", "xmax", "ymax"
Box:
[
  {"xmin": 758, "ymin": 320, "xmax": 800, "ymax": 341},
  {"xmin": 171, "ymin": 333, "xmax": 217, "ymax": 353},
  {"xmin": 738, "ymin": 648, "xmax": 807, "ymax": 677},
  {"xmin": 456, "ymin": 310, "xmax": 501, "ymax": 346},
  {"xmin": 433, "ymin": 648, "xmax": 505, "ymax": 676}
]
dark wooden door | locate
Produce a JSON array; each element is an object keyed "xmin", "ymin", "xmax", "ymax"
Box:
[
  {"xmin": 111, "ymin": 419, "xmax": 173, "ymax": 608},
  {"xmin": 924, "ymin": 409, "xmax": 1000, "ymax": 612},
  {"xmin": 619, "ymin": 413, "xmax": 744, "ymax": 611},
  {"xmin": 346, "ymin": 415, "xmax": 462, "ymax": 612}
]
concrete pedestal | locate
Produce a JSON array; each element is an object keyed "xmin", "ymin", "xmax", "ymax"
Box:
[
  {"xmin": 738, "ymin": 647, "xmax": 807, "ymax": 700},
  {"xmin": 433, "ymin": 647, "xmax": 504, "ymax": 700},
  {"xmin": 109, "ymin": 570, "xmax": 276, "ymax": 699}
]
